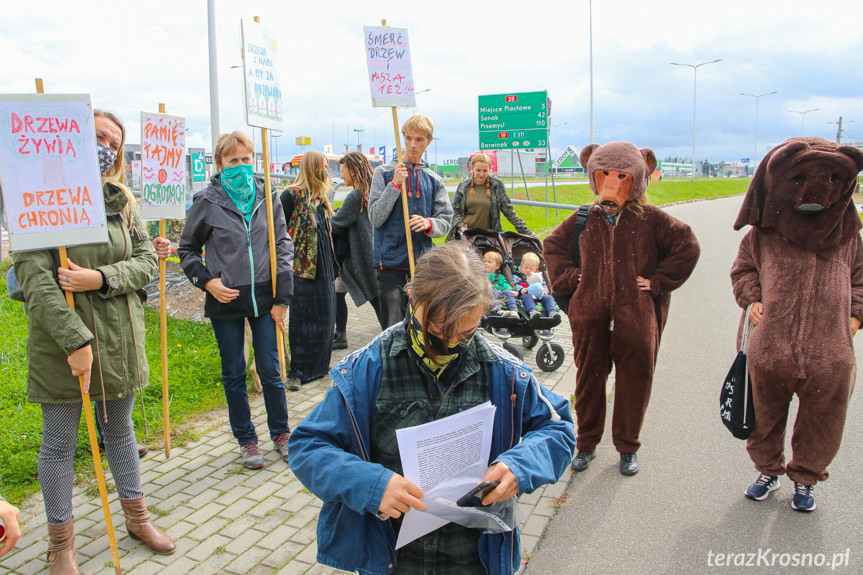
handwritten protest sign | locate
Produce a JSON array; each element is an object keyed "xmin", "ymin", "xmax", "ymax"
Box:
[
  {"xmin": 0, "ymin": 94, "xmax": 107, "ymax": 252},
  {"xmin": 241, "ymin": 19, "xmax": 284, "ymax": 131},
  {"xmin": 364, "ymin": 26, "xmax": 416, "ymax": 107},
  {"xmin": 140, "ymin": 112, "xmax": 186, "ymax": 220}
]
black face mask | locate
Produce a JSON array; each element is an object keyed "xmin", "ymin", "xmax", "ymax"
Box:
[{"xmin": 409, "ymin": 311, "xmax": 475, "ymax": 358}]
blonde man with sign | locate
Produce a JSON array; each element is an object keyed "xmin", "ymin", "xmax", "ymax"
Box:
[{"xmin": 368, "ymin": 114, "xmax": 452, "ymax": 329}]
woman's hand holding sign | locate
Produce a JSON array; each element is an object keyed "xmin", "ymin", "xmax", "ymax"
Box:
[{"xmin": 58, "ymin": 259, "xmax": 105, "ymax": 292}]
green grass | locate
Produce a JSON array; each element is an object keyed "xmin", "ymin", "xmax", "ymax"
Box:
[
  {"xmin": 0, "ymin": 261, "xmax": 226, "ymax": 504},
  {"xmin": 432, "ymin": 177, "xmax": 750, "ymax": 245},
  {"xmin": 498, "ymin": 178, "xmax": 750, "ymax": 238}
]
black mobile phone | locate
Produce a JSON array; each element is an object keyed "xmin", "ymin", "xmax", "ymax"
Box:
[{"xmin": 456, "ymin": 480, "xmax": 501, "ymax": 508}]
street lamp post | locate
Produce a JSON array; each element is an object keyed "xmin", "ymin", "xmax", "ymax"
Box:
[
  {"xmin": 589, "ymin": 0, "xmax": 594, "ymax": 144},
  {"xmin": 788, "ymin": 108, "xmax": 819, "ymax": 136},
  {"xmin": 432, "ymin": 137, "xmax": 441, "ymax": 172},
  {"xmin": 670, "ymin": 59, "xmax": 722, "ymax": 181},
  {"xmin": 354, "ymin": 127, "xmax": 365, "ymax": 152},
  {"xmin": 739, "ymin": 91, "xmax": 777, "ymax": 170}
]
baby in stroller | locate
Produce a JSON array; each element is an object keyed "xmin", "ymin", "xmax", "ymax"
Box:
[{"xmin": 512, "ymin": 252, "xmax": 562, "ymax": 322}]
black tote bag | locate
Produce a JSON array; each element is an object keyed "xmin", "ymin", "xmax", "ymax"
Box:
[{"xmin": 720, "ymin": 306, "xmax": 756, "ymax": 439}]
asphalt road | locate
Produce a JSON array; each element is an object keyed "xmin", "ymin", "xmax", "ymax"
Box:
[{"xmin": 523, "ymin": 196, "xmax": 863, "ymax": 575}]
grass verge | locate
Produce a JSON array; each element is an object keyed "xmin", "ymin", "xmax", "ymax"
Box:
[{"xmin": 0, "ymin": 261, "xmax": 225, "ymax": 504}]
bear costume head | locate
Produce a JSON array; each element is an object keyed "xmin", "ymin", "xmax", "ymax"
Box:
[
  {"xmin": 580, "ymin": 142, "xmax": 658, "ymax": 213},
  {"xmin": 734, "ymin": 137, "xmax": 863, "ymax": 251}
]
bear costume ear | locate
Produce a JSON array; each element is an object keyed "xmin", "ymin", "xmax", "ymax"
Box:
[
  {"xmin": 640, "ymin": 148, "xmax": 658, "ymax": 176},
  {"xmin": 733, "ymin": 140, "xmax": 797, "ymax": 230},
  {"xmin": 580, "ymin": 143, "xmax": 600, "ymax": 169},
  {"xmin": 838, "ymin": 145, "xmax": 863, "ymax": 172}
]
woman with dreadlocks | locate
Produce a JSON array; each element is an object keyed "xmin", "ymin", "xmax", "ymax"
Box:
[{"xmin": 330, "ymin": 152, "xmax": 382, "ymax": 349}]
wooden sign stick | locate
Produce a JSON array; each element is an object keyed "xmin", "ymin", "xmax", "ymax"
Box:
[
  {"xmin": 36, "ymin": 78, "xmax": 123, "ymax": 575},
  {"xmin": 382, "ymin": 19, "xmax": 415, "ymax": 278},
  {"xmin": 254, "ymin": 15, "xmax": 287, "ymax": 381},
  {"xmin": 158, "ymin": 102, "xmax": 171, "ymax": 458}
]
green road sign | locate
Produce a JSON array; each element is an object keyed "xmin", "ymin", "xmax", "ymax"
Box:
[{"xmin": 478, "ymin": 91, "xmax": 548, "ymax": 150}]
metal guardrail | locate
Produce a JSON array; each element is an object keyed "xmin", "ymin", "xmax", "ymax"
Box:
[{"xmin": 508, "ymin": 199, "xmax": 580, "ymax": 211}]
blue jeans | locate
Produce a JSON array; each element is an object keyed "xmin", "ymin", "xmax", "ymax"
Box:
[
  {"xmin": 518, "ymin": 293, "xmax": 558, "ymax": 316},
  {"xmin": 492, "ymin": 289, "xmax": 518, "ymax": 311},
  {"xmin": 211, "ymin": 314, "xmax": 290, "ymax": 445}
]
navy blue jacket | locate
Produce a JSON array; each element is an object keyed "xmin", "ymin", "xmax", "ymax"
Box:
[{"xmin": 369, "ymin": 159, "xmax": 452, "ymax": 270}]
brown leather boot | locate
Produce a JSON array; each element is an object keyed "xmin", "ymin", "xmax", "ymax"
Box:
[
  {"xmin": 46, "ymin": 518, "xmax": 83, "ymax": 574},
  {"xmin": 121, "ymin": 497, "xmax": 176, "ymax": 554}
]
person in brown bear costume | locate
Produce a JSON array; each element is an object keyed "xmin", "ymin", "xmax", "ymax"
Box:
[
  {"xmin": 731, "ymin": 136, "xmax": 863, "ymax": 512},
  {"xmin": 544, "ymin": 142, "xmax": 700, "ymax": 476}
]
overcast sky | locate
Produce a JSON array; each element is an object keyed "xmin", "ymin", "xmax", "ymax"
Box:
[{"xmin": 3, "ymin": 0, "xmax": 861, "ymax": 168}]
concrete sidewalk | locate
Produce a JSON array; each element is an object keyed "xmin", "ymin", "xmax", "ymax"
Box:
[{"xmin": 2, "ymin": 298, "xmax": 583, "ymax": 575}]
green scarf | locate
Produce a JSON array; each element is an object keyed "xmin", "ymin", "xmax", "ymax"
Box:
[
  {"xmin": 221, "ymin": 164, "xmax": 257, "ymax": 221},
  {"xmin": 407, "ymin": 306, "xmax": 473, "ymax": 380}
]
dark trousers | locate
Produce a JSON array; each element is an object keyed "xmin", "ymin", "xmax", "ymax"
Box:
[
  {"xmin": 211, "ymin": 313, "xmax": 290, "ymax": 445},
  {"xmin": 376, "ymin": 269, "xmax": 410, "ymax": 329},
  {"xmin": 337, "ymin": 291, "xmax": 383, "ymax": 333}
]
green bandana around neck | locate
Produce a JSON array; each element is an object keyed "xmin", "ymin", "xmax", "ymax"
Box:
[
  {"xmin": 406, "ymin": 305, "xmax": 474, "ymax": 379},
  {"xmin": 221, "ymin": 164, "xmax": 257, "ymax": 221}
]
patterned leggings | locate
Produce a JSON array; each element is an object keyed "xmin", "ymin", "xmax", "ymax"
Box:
[{"xmin": 39, "ymin": 396, "xmax": 142, "ymax": 524}]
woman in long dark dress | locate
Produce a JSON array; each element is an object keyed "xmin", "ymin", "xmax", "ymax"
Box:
[{"xmin": 281, "ymin": 150, "xmax": 336, "ymax": 388}]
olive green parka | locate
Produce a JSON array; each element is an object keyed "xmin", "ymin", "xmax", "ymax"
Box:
[{"xmin": 12, "ymin": 182, "xmax": 157, "ymax": 404}]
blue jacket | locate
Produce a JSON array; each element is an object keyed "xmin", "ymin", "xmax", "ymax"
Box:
[
  {"xmin": 288, "ymin": 328, "xmax": 576, "ymax": 575},
  {"xmin": 369, "ymin": 159, "xmax": 453, "ymax": 270}
]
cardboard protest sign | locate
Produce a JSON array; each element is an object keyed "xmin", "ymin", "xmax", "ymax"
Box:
[
  {"xmin": 364, "ymin": 26, "xmax": 416, "ymax": 107},
  {"xmin": 140, "ymin": 112, "xmax": 186, "ymax": 220},
  {"xmin": 241, "ymin": 19, "xmax": 284, "ymax": 131},
  {"xmin": 0, "ymin": 94, "xmax": 107, "ymax": 252}
]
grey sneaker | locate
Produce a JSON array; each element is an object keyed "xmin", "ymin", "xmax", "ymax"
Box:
[
  {"xmin": 745, "ymin": 473, "xmax": 780, "ymax": 501},
  {"xmin": 241, "ymin": 443, "xmax": 265, "ymax": 469},
  {"xmin": 791, "ymin": 482, "xmax": 816, "ymax": 512},
  {"xmin": 273, "ymin": 433, "xmax": 291, "ymax": 464}
]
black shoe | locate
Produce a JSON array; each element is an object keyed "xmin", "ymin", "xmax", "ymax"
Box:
[
  {"xmin": 570, "ymin": 450, "xmax": 596, "ymax": 472},
  {"xmin": 333, "ymin": 331, "xmax": 348, "ymax": 350},
  {"xmin": 619, "ymin": 452, "xmax": 639, "ymax": 476},
  {"xmin": 287, "ymin": 376, "xmax": 301, "ymax": 392}
]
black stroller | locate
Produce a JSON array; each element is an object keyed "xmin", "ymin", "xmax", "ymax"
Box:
[{"xmin": 462, "ymin": 228, "xmax": 567, "ymax": 372}]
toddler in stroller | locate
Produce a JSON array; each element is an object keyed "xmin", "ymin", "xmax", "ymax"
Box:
[
  {"xmin": 462, "ymin": 228, "xmax": 567, "ymax": 372},
  {"xmin": 511, "ymin": 251, "xmax": 562, "ymax": 322}
]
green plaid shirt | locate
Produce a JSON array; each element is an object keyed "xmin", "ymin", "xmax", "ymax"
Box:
[{"xmin": 371, "ymin": 322, "xmax": 495, "ymax": 575}]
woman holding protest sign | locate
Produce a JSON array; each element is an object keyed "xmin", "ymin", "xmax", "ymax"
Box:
[
  {"xmin": 179, "ymin": 131, "xmax": 294, "ymax": 471},
  {"xmin": 330, "ymin": 152, "xmax": 380, "ymax": 349},
  {"xmin": 288, "ymin": 242, "xmax": 575, "ymax": 575},
  {"xmin": 447, "ymin": 153, "xmax": 532, "ymax": 241},
  {"xmin": 11, "ymin": 110, "xmax": 175, "ymax": 572},
  {"xmin": 280, "ymin": 150, "xmax": 337, "ymax": 386}
]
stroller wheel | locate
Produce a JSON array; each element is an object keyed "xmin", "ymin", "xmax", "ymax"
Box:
[
  {"xmin": 502, "ymin": 342, "xmax": 523, "ymax": 361},
  {"xmin": 536, "ymin": 342, "xmax": 566, "ymax": 372},
  {"xmin": 522, "ymin": 334, "xmax": 539, "ymax": 350}
]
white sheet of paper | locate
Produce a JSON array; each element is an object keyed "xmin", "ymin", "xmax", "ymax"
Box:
[{"xmin": 394, "ymin": 401, "xmax": 496, "ymax": 549}]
